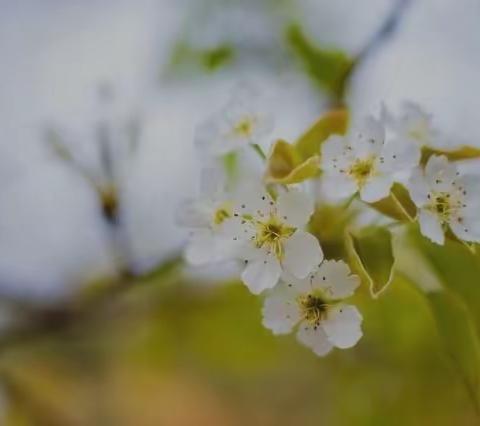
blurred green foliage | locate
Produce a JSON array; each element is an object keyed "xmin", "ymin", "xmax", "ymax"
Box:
[{"xmin": 0, "ymin": 262, "xmax": 479, "ymax": 425}]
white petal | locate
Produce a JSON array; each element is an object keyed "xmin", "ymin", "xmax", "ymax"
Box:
[
  {"xmin": 241, "ymin": 254, "xmax": 281, "ymax": 294},
  {"xmin": 321, "ymin": 173, "xmax": 358, "ymax": 200},
  {"xmin": 321, "ymin": 135, "xmax": 348, "ymax": 170},
  {"xmin": 450, "ymin": 216, "xmax": 480, "ymax": 243},
  {"xmin": 283, "ymin": 231, "xmax": 323, "ymax": 279},
  {"xmin": 408, "ymin": 168, "xmax": 430, "ymax": 206},
  {"xmin": 184, "ymin": 230, "xmax": 215, "ymax": 265},
  {"xmin": 280, "ymin": 271, "xmax": 312, "ymax": 294},
  {"xmin": 262, "ymin": 286, "xmax": 300, "ymax": 334},
  {"xmin": 425, "ymin": 155, "xmax": 457, "ymax": 191},
  {"xmin": 380, "ymin": 139, "xmax": 421, "ymax": 172},
  {"xmin": 296, "ymin": 323, "xmax": 333, "ymax": 356},
  {"xmin": 352, "ymin": 116, "xmax": 385, "ymax": 157},
  {"xmin": 359, "ymin": 175, "xmax": 393, "ymax": 202},
  {"xmin": 199, "ymin": 168, "xmax": 226, "ymax": 198},
  {"xmin": 322, "ymin": 305, "xmax": 363, "ymax": 349},
  {"xmin": 232, "ymin": 185, "xmax": 272, "ymax": 218},
  {"xmin": 312, "ymin": 260, "xmax": 360, "ymax": 299},
  {"xmin": 276, "ymin": 189, "xmax": 314, "ymax": 227},
  {"xmin": 176, "ymin": 198, "xmax": 211, "ymax": 228},
  {"xmin": 418, "ymin": 209, "xmax": 444, "ymax": 245}
]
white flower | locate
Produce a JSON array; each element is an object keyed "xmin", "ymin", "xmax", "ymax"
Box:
[
  {"xmin": 223, "ymin": 188, "xmax": 323, "ymax": 294},
  {"xmin": 381, "ymin": 102, "xmax": 441, "ymax": 147},
  {"xmin": 195, "ymin": 83, "xmax": 274, "ymax": 157},
  {"xmin": 321, "ymin": 116, "xmax": 420, "ymax": 202},
  {"xmin": 408, "ymin": 155, "xmax": 480, "ymax": 245},
  {"xmin": 262, "ymin": 260, "xmax": 362, "ymax": 356},
  {"xmin": 177, "ymin": 168, "xmax": 235, "ymax": 265}
]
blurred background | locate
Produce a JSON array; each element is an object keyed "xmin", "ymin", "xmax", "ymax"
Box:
[{"xmin": 0, "ymin": 0, "xmax": 480, "ymax": 424}]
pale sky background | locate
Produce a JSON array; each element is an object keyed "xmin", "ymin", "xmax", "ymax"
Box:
[{"xmin": 0, "ymin": 0, "xmax": 479, "ymax": 301}]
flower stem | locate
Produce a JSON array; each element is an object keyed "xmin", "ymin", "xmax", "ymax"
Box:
[{"xmin": 251, "ymin": 143, "xmax": 267, "ymax": 162}]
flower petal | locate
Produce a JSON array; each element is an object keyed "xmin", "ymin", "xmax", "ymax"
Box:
[
  {"xmin": 296, "ymin": 323, "xmax": 333, "ymax": 356},
  {"xmin": 276, "ymin": 189, "xmax": 314, "ymax": 227},
  {"xmin": 321, "ymin": 135, "xmax": 348, "ymax": 171},
  {"xmin": 418, "ymin": 209, "xmax": 444, "ymax": 245},
  {"xmin": 351, "ymin": 116, "xmax": 385, "ymax": 157},
  {"xmin": 176, "ymin": 198, "xmax": 211, "ymax": 228},
  {"xmin": 322, "ymin": 305, "xmax": 363, "ymax": 349},
  {"xmin": 380, "ymin": 139, "xmax": 420, "ymax": 172},
  {"xmin": 321, "ymin": 174, "xmax": 357, "ymax": 200},
  {"xmin": 262, "ymin": 286, "xmax": 300, "ymax": 334},
  {"xmin": 360, "ymin": 175, "xmax": 393, "ymax": 202},
  {"xmin": 184, "ymin": 229, "xmax": 216, "ymax": 265},
  {"xmin": 312, "ymin": 260, "xmax": 360, "ymax": 299},
  {"xmin": 241, "ymin": 254, "xmax": 281, "ymax": 294},
  {"xmin": 232, "ymin": 185, "xmax": 272, "ymax": 218},
  {"xmin": 450, "ymin": 216, "xmax": 480, "ymax": 243},
  {"xmin": 425, "ymin": 155, "xmax": 457, "ymax": 191},
  {"xmin": 283, "ymin": 231, "xmax": 323, "ymax": 279},
  {"xmin": 408, "ymin": 168, "xmax": 430, "ymax": 206}
]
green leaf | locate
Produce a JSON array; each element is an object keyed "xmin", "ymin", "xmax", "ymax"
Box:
[
  {"xmin": 406, "ymin": 226, "xmax": 480, "ymax": 328},
  {"xmin": 427, "ymin": 291, "xmax": 480, "ymax": 414},
  {"xmin": 422, "ymin": 145, "xmax": 480, "ymax": 164},
  {"xmin": 295, "ymin": 109, "xmax": 349, "ymax": 160},
  {"xmin": 286, "ymin": 24, "xmax": 352, "ymax": 102},
  {"xmin": 369, "ymin": 183, "xmax": 417, "ymax": 222},
  {"xmin": 346, "ymin": 226, "xmax": 395, "ymax": 298},
  {"xmin": 264, "ymin": 139, "xmax": 320, "ymax": 184}
]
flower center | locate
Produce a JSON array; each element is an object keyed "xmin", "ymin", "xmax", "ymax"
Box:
[
  {"xmin": 298, "ymin": 293, "xmax": 328, "ymax": 326},
  {"xmin": 255, "ymin": 215, "xmax": 295, "ymax": 259},
  {"xmin": 348, "ymin": 157, "xmax": 376, "ymax": 186},
  {"xmin": 407, "ymin": 119, "xmax": 429, "ymax": 143},
  {"xmin": 233, "ymin": 117, "xmax": 254, "ymax": 137},
  {"xmin": 213, "ymin": 202, "xmax": 232, "ymax": 225},
  {"xmin": 427, "ymin": 192, "xmax": 461, "ymax": 223}
]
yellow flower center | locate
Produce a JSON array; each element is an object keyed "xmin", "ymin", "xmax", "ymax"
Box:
[
  {"xmin": 407, "ymin": 121, "xmax": 429, "ymax": 143},
  {"xmin": 297, "ymin": 293, "xmax": 328, "ymax": 326},
  {"xmin": 348, "ymin": 157, "xmax": 376, "ymax": 186},
  {"xmin": 427, "ymin": 192, "xmax": 462, "ymax": 223},
  {"xmin": 213, "ymin": 202, "xmax": 233, "ymax": 225},
  {"xmin": 254, "ymin": 215, "xmax": 295, "ymax": 259},
  {"xmin": 233, "ymin": 117, "xmax": 254, "ymax": 138}
]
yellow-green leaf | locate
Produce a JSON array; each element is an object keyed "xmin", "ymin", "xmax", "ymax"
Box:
[
  {"xmin": 264, "ymin": 139, "xmax": 320, "ymax": 184},
  {"xmin": 428, "ymin": 291, "xmax": 480, "ymax": 412},
  {"xmin": 369, "ymin": 183, "xmax": 417, "ymax": 222},
  {"xmin": 346, "ymin": 226, "xmax": 395, "ymax": 298},
  {"xmin": 422, "ymin": 145, "xmax": 480, "ymax": 164},
  {"xmin": 295, "ymin": 109, "xmax": 349, "ymax": 160},
  {"xmin": 286, "ymin": 24, "xmax": 352, "ymax": 102}
]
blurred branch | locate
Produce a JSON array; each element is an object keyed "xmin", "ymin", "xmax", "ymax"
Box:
[
  {"xmin": 0, "ymin": 255, "xmax": 183, "ymax": 355},
  {"xmin": 289, "ymin": 0, "xmax": 412, "ymax": 106}
]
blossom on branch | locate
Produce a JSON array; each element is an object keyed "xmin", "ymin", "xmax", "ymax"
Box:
[
  {"xmin": 262, "ymin": 260, "xmax": 362, "ymax": 356},
  {"xmin": 223, "ymin": 188, "xmax": 323, "ymax": 294},
  {"xmin": 321, "ymin": 116, "xmax": 420, "ymax": 202}
]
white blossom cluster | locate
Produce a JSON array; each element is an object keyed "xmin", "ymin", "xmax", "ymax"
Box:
[{"xmin": 178, "ymin": 86, "xmax": 480, "ymax": 357}]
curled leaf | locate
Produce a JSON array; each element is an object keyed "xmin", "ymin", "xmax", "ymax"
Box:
[
  {"xmin": 295, "ymin": 109, "xmax": 349, "ymax": 160},
  {"xmin": 369, "ymin": 183, "xmax": 417, "ymax": 222},
  {"xmin": 264, "ymin": 139, "xmax": 320, "ymax": 184},
  {"xmin": 422, "ymin": 145, "xmax": 480, "ymax": 164},
  {"xmin": 346, "ymin": 226, "xmax": 395, "ymax": 298}
]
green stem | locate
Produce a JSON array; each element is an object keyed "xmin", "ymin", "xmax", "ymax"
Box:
[{"xmin": 251, "ymin": 143, "xmax": 267, "ymax": 162}]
